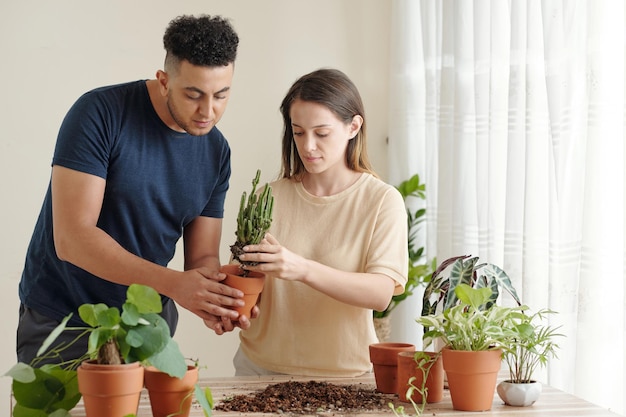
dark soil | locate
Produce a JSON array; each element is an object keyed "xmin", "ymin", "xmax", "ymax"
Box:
[{"xmin": 216, "ymin": 380, "xmax": 398, "ymax": 414}]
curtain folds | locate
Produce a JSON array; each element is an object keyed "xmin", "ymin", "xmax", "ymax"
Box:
[{"xmin": 388, "ymin": 0, "xmax": 625, "ymax": 413}]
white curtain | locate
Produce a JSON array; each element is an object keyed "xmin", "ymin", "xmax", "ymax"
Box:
[{"xmin": 388, "ymin": 0, "xmax": 625, "ymax": 414}]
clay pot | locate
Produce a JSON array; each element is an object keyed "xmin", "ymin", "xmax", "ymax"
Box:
[
  {"xmin": 442, "ymin": 348, "xmax": 503, "ymax": 411},
  {"xmin": 369, "ymin": 342, "xmax": 415, "ymax": 394},
  {"xmin": 396, "ymin": 351, "xmax": 444, "ymax": 404},
  {"xmin": 77, "ymin": 360, "xmax": 144, "ymax": 417},
  {"xmin": 497, "ymin": 380, "xmax": 542, "ymax": 406},
  {"xmin": 220, "ymin": 264, "xmax": 265, "ymax": 318},
  {"xmin": 144, "ymin": 365, "xmax": 199, "ymax": 417}
]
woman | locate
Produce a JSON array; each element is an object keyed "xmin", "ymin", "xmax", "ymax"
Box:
[{"xmin": 234, "ymin": 68, "xmax": 408, "ymax": 377}]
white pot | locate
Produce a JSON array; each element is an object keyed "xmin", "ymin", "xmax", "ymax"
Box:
[{"xmin": 497, "ymin": 380, "xmax": 542, "ymax": 407}]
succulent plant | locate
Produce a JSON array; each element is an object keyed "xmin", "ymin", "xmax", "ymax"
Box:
[{"xmin": 229, "ymin": 169, "xmax": 274, "ymax": 273}]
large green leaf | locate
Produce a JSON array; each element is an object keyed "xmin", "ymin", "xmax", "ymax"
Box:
[
  {"xmin": 12, "ymin": 366, "xmax": 79, "ymax": 413},
  {"xmin": 126, "ymin": 284, "xmax": 163, "ymax": 314},
  {"xmin": 5, "ymin": 362, "xmax": 36, "ymax": 383},
  {"xmin": 144, "ymin": 339, "xmax": 186, "ymax": 378},
  {"xmin": 443, "ymin": 257, "xmax": 478, "ymax": 310},
  {"xmin": 123, "ymin": 313, "xmax": 169, "ymax": 362},
  {"xmin": 479, "ymin": 263, "xmax": 522, "ymax": 306}
]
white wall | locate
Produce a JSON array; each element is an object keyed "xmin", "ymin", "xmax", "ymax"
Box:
[{"xmin": 0, "ymin": 0, "xmax": 392, "ymax": 407}]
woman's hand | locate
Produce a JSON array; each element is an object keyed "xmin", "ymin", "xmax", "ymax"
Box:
[{"xmin": 239, "ymin": 233, "xmax": 310, "ymax": 282}]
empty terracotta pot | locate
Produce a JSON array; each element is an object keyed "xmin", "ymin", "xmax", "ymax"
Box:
[{"xmin": 369, "ymin": 342, "xmax": 415, "ymax": 394}]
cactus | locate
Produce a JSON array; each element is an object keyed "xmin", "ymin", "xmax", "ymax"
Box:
[{"xmin": 229, "ymin": 169, "xmax": 274, "ymax": 274}]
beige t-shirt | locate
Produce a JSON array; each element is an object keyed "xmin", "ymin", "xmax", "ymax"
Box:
[{"xmin": 239, "ymin": 173, "xmax": 408, "ymax": 377}]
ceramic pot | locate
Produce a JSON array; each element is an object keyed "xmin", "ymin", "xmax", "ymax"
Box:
[
  {"xmin": 220, "ymin": 264, "xmax": 265, "ymax": 318},
  {"xmin": 396, "ymin": 351, "xmax": 444, "ymax": 404},
  {"xmin": 442, "ymin": 348, "xmax": 502, "ymax": 411},
  {"xmin": 144, "ymin": 365, "xmax": 199, "ymax": 417},
  {"xmin": 77, "ymin": 360, "xmax": 144, "ymax": 417},
  {"xmin": 369, "ymin": 342, "xmax": 415, "ymax": 394},
  {"xmin": 497, "ymin": 380, "xmax": 542, "ymax": 406}
]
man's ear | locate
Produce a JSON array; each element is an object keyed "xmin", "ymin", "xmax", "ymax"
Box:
[{"xmin": 156, "ymin": 70, "xmax": 169, "ymax": 96}]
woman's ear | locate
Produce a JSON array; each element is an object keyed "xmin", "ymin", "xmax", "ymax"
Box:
[{"xmin": 349, "ymin": 115, "xmax": 364, "ymax": 138}]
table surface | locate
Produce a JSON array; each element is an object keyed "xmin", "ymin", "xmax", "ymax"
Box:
[{"xmin": 58, "ymin": 373, "xmax": 622, "ymax": 417}]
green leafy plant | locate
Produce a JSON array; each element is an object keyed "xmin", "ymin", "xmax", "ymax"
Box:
[
  {"xmin": 417, "ymin": 284, "xmax": 526, "ymax": 351},
  {"xmin": 420, "ymin": 255, "xmax": 522, "ymax": 333},
  {"xmin": 229, "ymin": 169, "xmax": 274, "ymax": 274},
  {"xmin": 374, "ymin": 173, "xmax": 435, "ymax": 319},
  {"xmin": 503, "ymin": 308, "xmax": 563, "ymax": 383},
  {"xmin": 4, "ymin": 284, "xmax": 213, "ymax": 417}
]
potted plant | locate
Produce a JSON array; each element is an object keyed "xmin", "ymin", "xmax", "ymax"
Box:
[
  {"xmin": 497, "ymin": 308, "xmax": 563, "ymax": 407},
  {"xmin": 396, "ymin": 350, "xmax": 444, "ymax": 409},
  {"xmin": 5, "ymin": 284, "xmax": 213, "ymax": 417},
  {"xmin": 221, "ymin": 169, "xmax": 274, "ymax": 317},
  {"xmin": 416, "ymin": 283, "xmax": 525, "ymax": 411},
  {"xmin": 373, "ymin": 173, "xmax": 436, "ymax": 342}
]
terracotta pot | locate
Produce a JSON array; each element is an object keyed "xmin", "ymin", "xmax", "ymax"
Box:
[
  {"xmin": 369, "ymin": 342, "xmax": 415, "ymax": 394},
  {"xmin": 497, "ymin": 380, "xmax": 542, "ymax": 406},
  {"xmin": 144, "ymin": 365, "xmax": 199, "ymax": 417},
  {"xmin": 442, "ymin": 348, "xmax": 502, "ymax": 411},
  {"xmin": 77, "ymin": 360, "xmax": 144, "ymax": 417},
  {"xmin": 396, "ymin": 351, "xmax": 444, "ymax": 404},
  {"xmin": 220, "ymin": 264, "xmax": 265, "ymax": 318}
]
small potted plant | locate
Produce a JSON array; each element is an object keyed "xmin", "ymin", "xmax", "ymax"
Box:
[
  {"xmin": 416, "ymin": 283, "xmax": 525, "ymax": 411},
  {"xmin": 5, "ymin": 284, "xmax": 213, "ymax": 417},
  {"xmin": 221, "ymin": 169, "xmax": 274, "ymax": 317},
  {"xmin": 497, "ymin": 308, "xmax": 563, "ymax": 407},
  {"xmin": 373, "ymin": 173, "xmax": 436, "ymax": 342}
]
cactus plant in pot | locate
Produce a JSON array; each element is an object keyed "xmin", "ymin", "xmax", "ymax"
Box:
[{"xmin": 221, "ymin": 169, "xmax": 274, "ymax": 318}]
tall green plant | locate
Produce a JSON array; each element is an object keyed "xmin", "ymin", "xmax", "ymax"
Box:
[
  {"xmin": 229, "ymin": 169, "xmax": 274, "ymax": 271},
  {"xmin": 374, "ymin": 173, "xmax": 435, "ymax": 319},
  {"xmin": 503, "ymin": 308, "xmax": 563, "ymax": 383}
]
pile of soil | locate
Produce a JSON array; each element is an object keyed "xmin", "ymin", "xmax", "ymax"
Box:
[{"xmin": 215, "ymin": 380, "xmax": 398, "ymax": 414}]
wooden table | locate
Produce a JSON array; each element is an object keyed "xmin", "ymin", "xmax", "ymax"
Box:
[{"xmin": 38, "ymin": 374, "xmax": 624, "ymax": 416}]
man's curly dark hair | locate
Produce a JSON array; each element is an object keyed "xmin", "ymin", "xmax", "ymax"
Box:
[{"xmin": 163, "ymin": 15, "xmax": 239, "ymax": 70}]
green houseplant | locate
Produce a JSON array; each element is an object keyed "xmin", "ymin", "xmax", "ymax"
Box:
[
  {"xmin": 221, "ymin": 169, "xmax": 274, "ymax": 318},
  {"xmin": 373, "ymin": 174, "xmax": 435, "ymax": 341},
  {"xmin": 497, "ymin": 308, "xmax": 563, "ymax": 406},
  {"xmin": 417, "ymin": 283, "xmax": 526, "ymax": 411},
  {"xmin": 421, "ymin": 254, "xmax": 522, "ymax": 329},
  {"xmin": 5, "ymin": 284, "xmax": 213, "ymax": 417}
]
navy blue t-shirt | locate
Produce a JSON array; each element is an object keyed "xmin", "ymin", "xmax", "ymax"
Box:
[{"xmin": 19, "ymin": 80, "xmax": 231, "ymax": 326}]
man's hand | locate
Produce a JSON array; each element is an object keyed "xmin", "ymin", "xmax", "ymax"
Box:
[{"xmin": 203, "ymin": 305, "xmax": 260, "ymax": 334}]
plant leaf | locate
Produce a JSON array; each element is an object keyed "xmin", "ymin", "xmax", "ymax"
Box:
[{"xmin": 126, "ymin": 284, "xmax": 163, "ymax": 314}]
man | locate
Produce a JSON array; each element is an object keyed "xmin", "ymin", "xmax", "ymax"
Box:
[{"xmin": 17, "ymin": 14, "xmax": 248, "ymax": 364}]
